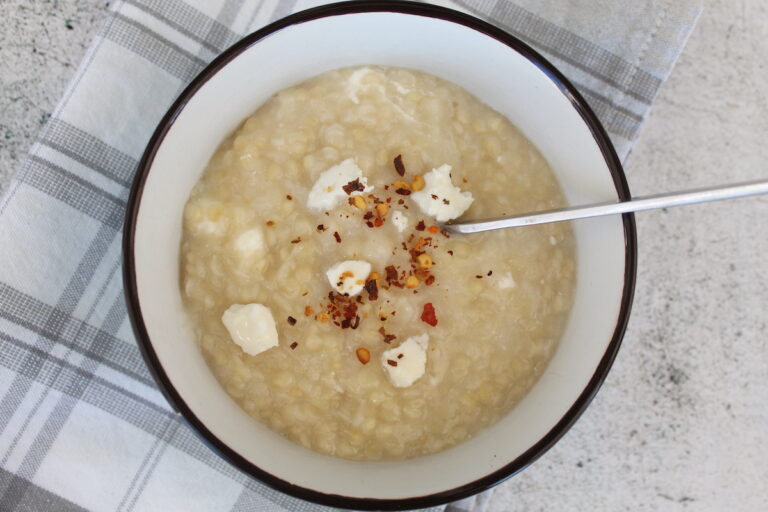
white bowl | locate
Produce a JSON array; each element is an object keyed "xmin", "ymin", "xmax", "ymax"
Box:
[{"xmin": 123, "ymin": 1, "xmax": 636, "ymax": 509}]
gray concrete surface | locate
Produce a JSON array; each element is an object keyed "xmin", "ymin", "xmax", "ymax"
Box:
[
  {"xmin": 0, "ymin": 0, "xmax": 110, "ymax": 196},
  {"xmin": 1, "ymin": 1, "xmax": 766, "ymax": 511}
]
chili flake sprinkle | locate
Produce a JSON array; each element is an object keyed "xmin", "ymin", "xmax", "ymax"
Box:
[
  {"xmin": 364, "ymin": 278, "xmax": 379, "ymax": 301},
  {"xmin": 290, "ymin": 342, "xmax": 298, "ymax": 350},
  {"xmin": 316, "ymin": 224, "xmax": 326, "ymax": 232},
  {"xmin": 415, "ymin": 220, "xmax": 426, "ymax": 231},
  {"xmin": 387, "ymin": 359, "xmax": 398, "ymax": 367},
  {"xmin": 421, "ymin": 302, "xmax": 438, "ymax": 326},
  {"xmin": 333, "ymin": 231, "xmax": 342, "ymax": 243},
  {"xmin": 385, "ymin": 265, "xmax": 400, "ymax": 286},
  {"xmin": 394, "ymin": 154, "xmax": 406, "ymax": 176},
  {"xmin": 266, "ymin": 220, "xmax": 275, "ymax": 226},
  {"xmin": 287, "ymin": 316, "xmax": 297, "ymax": 325},
  {"xmin": 379, "ymin": 326, "xmax": 396, "ymax": 344},
  {"xmin": 342, "ymin": 178, "xmax": 365, "ymax": 195},
  {"xmin": 291, "ymin": 237, "xmax": 301, "ymax": 244}
]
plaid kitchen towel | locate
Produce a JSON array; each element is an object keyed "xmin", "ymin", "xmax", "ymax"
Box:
[{"xmin": 0, "ymin": 0, "xmax": 700, "ymax": 511}]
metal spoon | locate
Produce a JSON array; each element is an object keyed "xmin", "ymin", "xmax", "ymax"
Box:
[{"xmin": 444, "ymin": 178, "xmax": 768, "ymax": 234}]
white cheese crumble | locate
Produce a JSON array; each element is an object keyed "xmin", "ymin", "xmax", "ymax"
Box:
[
  {"xmin": 390, "ymin": 210, "xmax": 408, "ymax": 232},
  {"xmin": 381, "ymin": 334, "xmax": 429, "ymax": 388},
  {"xmin": 307, "ymin": 158, "xmax": 373, "ymax": 211},
  {"xmin": 326, "ymin": 260, "xmax": 372, "ymax": 296},
  {"xmin": 189, "ymin": 200, "xmax": 227, "ymax": 237},
  {"xmin": 496, "ymin": 272, "xmax": 516, "ymax": 289},
  {"xmin": 410, "ymin": 164, "xmax": 474, "ymax": 222},
  {"xmin": 221, "ymin": 303, "xmax": 279, "ymax": 356},
  {"xmin": 346, "ymin": 67, "xmax": 373, "ymax": 104},
  {"xmin": 233, "ymin": 227, "xmax": 265, "ymax": 256}
]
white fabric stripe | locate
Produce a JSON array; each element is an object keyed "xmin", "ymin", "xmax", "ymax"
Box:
[{"xmin": 120, "ymin": 2, "xmax": 204, "ymax": 55}]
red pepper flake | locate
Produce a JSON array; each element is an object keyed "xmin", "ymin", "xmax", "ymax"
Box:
[
  {"xmin": 373, "ymin": 218, "xmax": 384, "ymax": 227},
  {"xmin": 431, "ymin": 194, "xmax": 438, "ymax": 200},
  {"xmin": 413, "ymin": 237, "xmax": 432, "ymax": 252},
  {"xmin": 487, "ymin": 270, "xmax": 493, "ymax": 276},
  {"xmin": 427, "ymin": 225, "xmax": 439, "ymax": 234},
  {"xmin": 385, "ymin": 265, "xmax": 399, "ymax": 284},
  {"xmin": 286, "ymin": 194, "xmax": 293, "ymax": 200},
  {"xmin": 387, "ymin": 359, "xmax": 398, "ymax": 367},
  {"xmin": 363, "ymin": 211, "xmax": 374, "ymax": 220},
  {"xmin": 475, "ymin": 275, "xmax": 483, "ymax": 279},
  {"xmin": 378, "ymin": 326, "xmax": 396, "ymax": 344},
  {"xmin": 266, "ymin": 220, "xmax": 275, "ymax": 227},
  {"xmin": 442, "ymin": 198, "xmax": 450, "ymax": 205},
  {"xmin": 287, "ymin": 316, "xmax": 297, "ymax": 325},
  {"xmin": 364, "ymin": 279, "xmax": 379, "ymax": 301},
  {"xmin": 290, "ymin": 237, "xmax": 302, "ymax": 244},
  {"xmin": 462, "ymin": 178, "xmax": 468, "ymax": 183},
  {"xmin": 290, "ymin": 342, "xmax": 298, "ymax": 350},
  {"xmin": 342, "ymin": 178, "xmax": 365, "ymax": 195},
  {"xmin": 447, "ymin": 250, "xmax": 454, "ymax": 256},
  {"xmin": 366, "ymin": 221, "xmax": 374, "ymax": 228},
  {"xmin": 333, "ymin": 231, "xmax": 342, "ymax": 243},
  {"xmin": 395, "ymin": 188, "xmax": 411, "ymax": 196},
  {"xmin": 397, "ymin": 199, "xmax": 405, "ymax": 205},
  {"xmin": 421, "ymin": 302, "xmax": 438, "ymax": 326},
  {"xmin": 397, "ymin": 354, "xmax": 404, "ymax": 359},
  {"xmin": 393, "ymin": 154, "xmax": 406, "ymax": 176},
  {"xmin": 316, "ymin": 224, "xmax": 326, "ymax": 232},
  {"xmin": 425, "ymin": 275, "xmax": 435, "ymax": 286},
  {"xmin": 415, "ymin": 220, "xmax": 426, "ymax": 231}
]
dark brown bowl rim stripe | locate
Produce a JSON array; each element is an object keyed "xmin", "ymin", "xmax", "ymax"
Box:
[{"xmin": 122, "ymin": 1, "xmax": 637, "ymax": 509}]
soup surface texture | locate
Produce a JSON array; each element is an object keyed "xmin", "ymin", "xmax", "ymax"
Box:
[{"xmin": 180, "ymin": 66, "xmax": 576, "ymax": 460}]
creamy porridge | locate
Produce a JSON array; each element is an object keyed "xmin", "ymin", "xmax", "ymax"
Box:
[{"xmin": 180, "ymin": 66, "xmax": 575, "ymax": 460}]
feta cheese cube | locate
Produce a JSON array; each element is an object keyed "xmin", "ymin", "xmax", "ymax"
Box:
[
  {"xmin": 187, "ymin": 199, "xmax": 228, "ymax": 237},
  {"xmin": 326, "ymin": 260, "xmax": 372, "ymax": 296},
  {"xmin": 233, "ymin": 227, "xmax": 265, "ymax": 257},
  {"xmin": 381, "ymin": 334, "xmax": 429, "ymax": 388},
  {"xmin": 221, "ymin": 303, "xmax": 279, "ymax": 356},
  {"xmin": 307, "ymin": 159, "xmax": 373, "ymax": 211},
  {"xmin": 496, "ymin": 272, "xmax": 516, "ymax": 289},
  {"xmin": 410, "ymin": 164, "xmax": 474, "ymax": 222}
]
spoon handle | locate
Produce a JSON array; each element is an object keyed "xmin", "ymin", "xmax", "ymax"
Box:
[{"xmin": 445, "ymin": 178, "xmax": 768, "ymax": 234}]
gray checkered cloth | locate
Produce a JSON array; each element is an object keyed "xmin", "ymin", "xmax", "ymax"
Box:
[{"xmin": 0, "ymin": 0, "xmax": 700, "ymax": 510}]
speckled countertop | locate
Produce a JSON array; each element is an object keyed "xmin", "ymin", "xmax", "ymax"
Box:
[{"xmin": 1, "ymin": 1, "xmax": 766, "ymax": 511}]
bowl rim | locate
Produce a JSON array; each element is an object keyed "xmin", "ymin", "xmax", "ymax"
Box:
[{"xmin": 122, "ymin": 1, "xmax": 638, "ymax": 509}]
